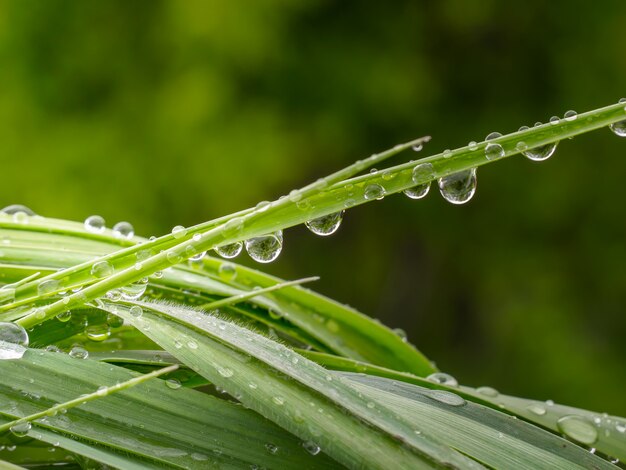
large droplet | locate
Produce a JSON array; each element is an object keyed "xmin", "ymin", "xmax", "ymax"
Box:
[
  {"xmin": 426, "ymin": 372, "xmax": 458, "ymax": 387},
  {"xmin": 518, "ymin": 126, "xmax": 558, "ymax": 161},
  {"xmin": 363, "ymin": 184, "xmax": 385, "ymax": 201},
  {"xmin": 112, "ymin": 221, "xmax": 134, "ymax": 239},
  {"xmin": 91, "ymin": 261, "xmax": 113, "ymax": 278},
  {"xmin": 564, "ymin": 110, "xmax": 578, "ymax": 121},
  {"xmin": 476, "ymin": 386, "xmax": 499, "ymax": 398},
  {"xmin": 438, "ymin": 168, "xmax": 477, "ymax": 204},
  {"xmin": 404, "ymin": 163, "xmax": 434, "ymax": 199},
  {"xmin": 84, "ymin": 215, "xmax": 106, "ymax": 234},
  {"xmin": 0, "ymin": 322, "xmax": 29, "ymax": 360},
  {"xmin": 85, "ymin": 324, "xmax": 110, "ymax": 342},
  {"xmin": 69, "ymin": 346, "xmax": 89, "ymax": 360},
  {"xmin": 10, "ymin": 421, "xmax": 31, "ymax": 437},
  {"xmin": 120, "ymin": 278, "xmax": 148, "ymax": 300},
  {"xmin": 610, "ymin": 120, "xmax": 626, "ymax": 137},
  {"xmin": 305, "ymin": 211, "xmax": 344, "ymax": 236},
  {"xmin": 245, "ymin": 231, "xmax": 283, "ymax": 263},
  {"xmin": 171, "ymin": 225, "xmax": 187, "ymax": 239},
  {"xmin": 215, "ymin": 242, "xmax": 243, "ymax": 259},
  {"xmin": 557, "ymin": 415, "xmax": 598, "ymax": 445},
  {"xmin": 485, "ymin": 142, "xmax": 504, "ymax": 160},
  {"xmin": 1, "ymin": 205, "xmax": 36, "ymax": 216}
]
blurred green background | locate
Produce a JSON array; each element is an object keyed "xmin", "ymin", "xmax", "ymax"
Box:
[{"xmin": 1, "ymin": 1, "xmax": 624, "ymax": 414}]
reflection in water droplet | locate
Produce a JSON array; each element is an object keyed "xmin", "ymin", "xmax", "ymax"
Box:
[
  {"xmin": 557, "ymin": 415, "xmax": 598, "ymax": 445},
  {"xmin": 0, "ymin": 322, "xmax": 29, "ymax": 360},
  {"xmin": 84, "ymin": 215, "xmax": 106, "ymax": 234},
  {"xmin": 245, "ymin": 231, "xmax": 283, "ymax": 263},
  {"xmin": 364, "ymin": 184, "xmax": 385, "ymax": 201},
  {"xmin": 112, "ymin": 222, "xmax": 134, "ymax": 239},
  {"xmin": 426, "ymin": 372, "xmax": 458, "ymax": 387},
  {"xmin": 215, "ymin": 242, "xmax": 243, "ymax": 259},
  {"xmin": 517, "ymin": 126, "xmax": 559, "ymax": 161},
  {"xmin": 438, "ymin": 169, "xmax": 477, "ymax": 204},
  {"xmin": 305, "ymin": 211, "xmax": 345, "ymax": 236}
]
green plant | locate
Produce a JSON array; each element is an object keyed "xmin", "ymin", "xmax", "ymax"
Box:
[{"xmin": 0, "ymin": 101, "xmax": 625, "ymax": 469}]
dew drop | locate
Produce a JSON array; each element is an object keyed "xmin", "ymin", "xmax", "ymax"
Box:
[
  {"xmin": 91, "ymin": 261, "xmax": 113, "ymax": 278},
  {"xmin": 218, "ymin": 262, "xmax": 237, "ymax": 280},
  {"xmin": 121, "ymin": 278, "xmax": 148, "ymax": 300},
  {"xmin": 550, "ymin": 116, "xmax": 560, "ymax": 125},
  {"xmin": 468, "ymin": 141, "xmax": 478, "ymax": 151},
  {"xmin": 438, "ymin": 168, "xmax": 477, "ymax": 204},
  {"xmin": 485, "ymin": 142, "xmax": 504, "ymax": 160},
  {"xmin": 56, "ymin": 311, "xmax": 72, "ymax": 323},
  {"xmin": 265, "ymin": 443, "xmax": 278, "ymax": 454},
  {"xmin": 10, "ymin": 421, "xmax": 31, "ymax": 437},
  {"xmin": 272, "ymin": 396, "xmax": 285, "ymax": 406},
  {"xmin": 106, "ymin": 313, "xmax": 124, "ymax": 328},
  {"xmin": 404, "ymin": 163, "xmax": 434, "ymax": 200},
  {"xmin": 85, "ymin": 324, "xmax": 110, "ymax": 342},
  {"xmin": 84, "ymin": 215, "xmax": 106, "ymax": 234},
  {"xmin": 215, "ymin": 241, "xmax": 243, "ymax": 259},
  {"xmin": 0, "ymin": 322, "xmax": 29, "ymax": 360},
  {"xmin": 609, "ymin": 120, "xmax": 626, "ymax": 137},
  {"xmin": 302, "ymin": 440, "xmax": 321, "ymax": 456},
  {"xmin": 245, "ymin": 231, "xmax": 283, "ymax": 263},
  {"xmin": 486, "ymin": 132, "xmax": 502, "ymax": 141},
  {"xmin": 112, "ymin": 221, "xmax": 134, "ymax": 239},
  {"xmin": 476, "ymin": 386, "xmax": 499, "ymax": 398},
  {"xmin": 171, "ymin": 225, "xmax": 187, "ymax": 239},
  {"xmin": 305, "ymin": 211, "xmax": 345, "ymax": 236},
  {"xmin": 363, "ymin": 184, "xmax": 385, "ymax": 201},
  {"xmin": 564, "ymin": 110, "xmax": 578, "ymax": 121},
  {"xmin": 217, "ymin": 367, "xmax": 233, "ymax": 378},
  {"xmin": 526, "ymin": 403, "xmax": 547, "ymax": 416},
  {"xmin": 522, "ymin": 142, "xmax": 558, "ymax": 161},
  {"xmin": 425, "ymin": 390, "xmax": 466, "ymax": 407},
  {"xmin": 443, "ymin": 149, "xmax": 452, "ymax": 158},
  {"xmin": 96, "ymin": 385, "xmax": 108, "ymax": 397},
  {"xmin": 426, "ymin": 372, "xmax": 459, "ymax": 387},
  {"xmin": 166, "ymin": 378, "xmax": 182, "ymax": 390},
  {"xmin": 12, "ymin": 211, "xmax": 29, "ymax": 224},
  {"xmin": 37, "ymin": 279, "xmax": 60, "ymax": 296},
  {"xmin": 1, "ymin": 205, "xmax": 36, "ymax": 216},
  {"xmin": 69, "ymin": 346, "xmax": 89, "ymax": 360},
  {"xmin": 411, "ymin": 142, "xmax": 423, "ymax": 152},
  {"xmin": 129, "ymin": 306, "xmax": 143, "ymax": 319},
  {"xmin": 557, "ymin": 415, "xmax": 598, "ymax": 445}
]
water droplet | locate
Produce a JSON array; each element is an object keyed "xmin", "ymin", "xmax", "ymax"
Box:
[
  {"xmin": 0, "ymin": 322, "xmax": 29, "ymax": 360},
  {"xmin": 10, "ymin": 421, "xmax": 31, "ymax": 437},
  {"xmin": 12, "ymin": 211, "xmax": 29, "ymax": 224},
  {"xmin": 302, "ymin": 440, "xmax": 321, "ymax": 456},
  {"xmin": 106, "ymin": 289, "xmax": 122, "ymax": 301},
  {"xmin": 564, "ymin": 110, "xmax": 578, "ymax": 121},
  {"xmin": 438, "ymin": 168, "xmax": 477, "ymax": 204},
  {"xmin": 305, "ymin": 211, "xmax": 345, "ymax": 236},
  {"xmin": 468, "ymin": 141, "xmax": 478, "ymax": 151},
  {"xmin": 486, "ymin": 132, "xmax": 502, "ymax": 141},
  {"xmin": 522, "ymin": 142, "xmax": 558, "ymax": 161},
  {"xmin": 245, "ymin": 231, "xmax": 283, "ymax": 263},
  {"xmin": 516, "ymin": 141, "xmax": 528, "ymax": 152},
  {"xmin": 166, "ymin": 251, "xmax": 183, "ymax": 264},
  {"xmin": 69, "ymin": 346, "xmax": 89, "ymax": 360},
  {"xmin": 96, "ymin": 386, "xmax": 108, "ymax": 397},
  {"xmin": 272, "ymin": 396, "xmax": 285, "ymax": 406},
  {"xmin": 84, "ymin": 215, "xmax": 106, "ymax": 234},
  {"xmin": 222, "ymin": 217, "xmax": 244, "ymax": 237},
  {"xmin": 526, "ymin": 403, "xmax": 547, "ymax": 416},
  {"xmin": 404, "ymin": 163, "xmax": 434, "ymax": 200},
  {"xmin": 106, "ymin": 313, "xmax": 124, "ymax": 328},
  {"xmin": 411, "ymin": 142, "xmax": 423, "ymax": 152},
  {"xmin": 112, "ymin": 222, "xmax": 134, "ymax": 240},
  {"xmin": 1, "ymin": 205, "xmax": 36, "ymax": 216},
  {"xmin": 485, "ymin": 142, "xmax": 504, "ymax": 160},
  {"xmin": 129, "ymin": 306, "xmax": 143, "ymax": 319},
  {"xmin": 609, "ymin": 120, "xmax": 626, "ymax": 137},
  {"xmin": 476, "ymin": 386, "xmax": 499, "ymax": 398},
  {"xmin": 37, "ymin": 279, "xmax": 60, "ymax": 296},
  {"xmin": 393, "ymin": 328, "xmax": 407, "ymax": 342},
  {"xmin": 557, "ymin": 415, "xmax": 598, "ymax": 445},
  {"xmin": 550, "ymin": 116, "xmax": 560, "ymax": 125},
  {"xmin": 217, "ymin": 367, "xmax": 233, "ymax": 378},
  {"xmin": 425, "ymin": 390, "xmax": 466, "ymax": 407},
  {"xmin": 426, "ymin": 372, "xmax": 458, "ymax": 387},
  {"xmin": 363, "ymin": 184, "xmax": 385, "ymax": 201},
  {"xmin": 187, "ymin": 340, "xmax": 198, "ymax": 350},
  {"xmin": 121, "ymin": 278, "xmax": 148, "ymax": 300},
  {"xmin": 443, "ymin": 149, "xmax": 452, "ymax": 158},
  {"xmin": 56, "ymin": 311, "xmax": 72, "ymax": 322},
  {"xmin": 166, "ymin": 378, "xmax": 182, "ymax": 390},
  {"xmin": 91, "ymin": 261, "xmax": 113, "ymax": 278},
  {"xmin": 86, "ymin": 324, "xmax": 110, "ymax": 342},
  {"xmin": 215, "ymin": 241, "xmax": 243, "ymax": 259},
  {"xmin": 265, "ymin": 443, "xmax": 278, "ymax": 454},
  {"xmin": 218, "ymin": 262, "xmax": 237, "ymax": 280},
  {"xmin": 171, "ymin": 225, "xmax": 187, "ymax": 239}
]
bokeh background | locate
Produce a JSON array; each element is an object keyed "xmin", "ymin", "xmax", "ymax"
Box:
[{"xmin": 1, "ymin": 1, "xmax": 624, "ymax": 414}]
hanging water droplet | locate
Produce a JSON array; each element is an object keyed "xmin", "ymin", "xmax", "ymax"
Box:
[
  {"xmin": 0, "ymin": 322, "xmax": 29, "ymax": 360},
  {"xmin": 557, "ymin": 415, "xmax": 598, "ymax": 445},
  {"xmin": 10, "ymin": 421, "xmax": 31, "ymax": 437},
  {"xmin": 38, "ymin": 279, "xmax": 60, "ymax": 296},
  {"xmin": 564, "ymin": 110, "xmax": 578, "ymax": 121},
  {"xmin": 215, "ymin": 241, "xmax": 243, "ymax": 259},
  {"xmin": 609, "ymin": 120, "xmax": 626, "ymax": 137},
  {"xmin": 302, "ymin": 440, "xmax": 321, "ymax": 456},
  {"xmin": 69, "ymin": 346, "xmax": 89, "ymax": 360},
  {"xmin": 476, "ymin": 386, "xmax": 499, "ymax": 398},
  {"xmin": 171, "ymin": 225, "xmax": 187, "ymax": 239},
  {"xmin": 404, "ymin": 163, "xmax": 434, "ymax": 200},
  {"xmin": 218, "ymin": 262, "xmax": 237, "ymax": 280},
  {"xmin": 166, "ymin": 378, "xmax": 182, "ymax": 390},
  {"xmin": 121, "ymin": 278, "xmax": 148, "ymax": 300},
  {"xmin": 56, "ymin": 311, "xmax": 72, "ymax": 323},
  {"xmin": 550, "ymin": 116, "xmax": 560, "ymax": 125},
  {"xmin": 112, "ymin": 221, "xmax": 134, "ymax": 239},
  {"xmin": 245, "ymin": 231, "xmax": 283, "ymax": 263},
  {"xmin": 363, "ymin": 184, "xmax": 385, "ymax": 201},
  {"xmin": 438, "ymin": 168, "xmax": 477, "ymax": 204},
  {"xmin": 468, "ymin": 141, "xmax": 478, "ymax": 151},
  {"xmin": 189, "ymin": 249, "xmax": 206, "ymax": 262},
  {"xmin": 305, "ymin": 211, "xmax": 345, "ymax": 236},
  {"xmin": 84, "ymin": 215, "xmax": 106, "ymax": 234},
  {"xmin": 526, "ymin": 403, "xmax": 547, "ymax": 416},
  {"xmin": 425, "ymin": 390, "xmax": 466, "ymax": 407},
  {"xmin": 91, "ymin": 261, "xmax": 113, "ymax": 278},
  {"xmin": 426, "ymin": 372, "xmax": 459, "ymax": 387},
  {"xmin": 523, "ymin": 142, "xmax": 558, "ymax": 161},
  {"xmin": 411, "ymin": 142, "xmax": 423, "ymax": 152},
  {"xmin": 1, "ymin": 205, "xmax": 36, "ymax": 216},
  {"xmin": 485, "ymin": 142, "xmax": 504, "ymax": 160}
]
